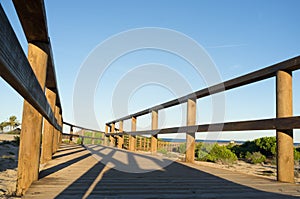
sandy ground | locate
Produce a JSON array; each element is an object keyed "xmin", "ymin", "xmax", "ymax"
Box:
[
  {"xmin": 195, "ymin": 160, "xmax": 300, "ymax": 184},
  {"xmin": 0, "ymin": 134, "xmax": 19, "ymax": 198},
  {"xmin": 0, "ymin": 135, "xmax": 17, "ymax": 142},
  {"xmin": 143, "ymin": 150, "xmax": 300, "ymax": 183}
]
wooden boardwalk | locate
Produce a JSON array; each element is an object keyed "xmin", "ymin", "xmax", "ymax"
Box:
[{"xmin": 23, "ymin": 144, "xmax": 300, "ymax": 199}]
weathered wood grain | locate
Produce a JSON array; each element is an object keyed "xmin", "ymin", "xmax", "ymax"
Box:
[
  {"xmin": 12, "ymin": 0, "xmax": 48, "ymax": 43},
  {"xmin": 129, "ymin": 117, "xmax": 137, "ymax": 151},
  {"xmin": 107, "ymin": 116, "xmax": 300, "ymax": 136},
  {"xmin": 150, "ymin": 110, "xmax": 158, "ymax": 153},
  {"xmin": 12, "ymin": 0, "xmax": 62, "ymax": 110},
  {"xmin": 0, "ymin": 5, "xmax": 61, "ymax": 131},
  {"xmin": 17, "ymin": 42, "xmax": 48, "ymax": 196},
  {"xmin": 276, "ymin": 70, "xmax": 294, "ymax": 183},
  {"xmin": 53, "ymin": 106, "xmax": 60, "ymax": 154},
  {"xmin": 186, "ymin": 98, "xmax": 196, "ymax": 163},
  {"xmin": 41, "ymin": 88, "xmax": 57, "ymax": 164},
  {"xmin": 45, "ymin": 41, "xmax": 62, "ymax": 109}
]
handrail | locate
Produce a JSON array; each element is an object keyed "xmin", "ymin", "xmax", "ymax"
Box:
[
  {"xmin": 106, "ymin": 55, "xmax": 300, "ymax": 125},
  {"xmin": 62, "ymin": 133, "xmax": 104, "ymax": 141},
  {"xmin": 104, "ymin": 54, "xmax": 300, "ymax": 182},
  {"xmin": 1, "ymin": 1, "xmax": 65, "ymax": 195},
  {"xmin": 0, "ymin": 5, "xmax": 61, "ymax": 131},
  {"xmin": 12, "ymin": 0, "xmax": 48, "ymax": 43},
  {"xmin": 63, "ymin": 121, "xmax": 105, "ymax": 133},
  {"xmin": 12, "ymin": 0, "xmax": 62, "ymax": 112},
  {"xmin": 106, "ymin": 116, "xmax": 300, "ymax": 136}
]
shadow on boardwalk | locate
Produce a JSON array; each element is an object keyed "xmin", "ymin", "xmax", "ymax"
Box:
[{"xmin": 24, "ymin": 144, "xmax": 300, "ymax": 199}]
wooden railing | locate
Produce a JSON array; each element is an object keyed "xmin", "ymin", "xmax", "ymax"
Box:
[
  {"xmin": 105, "ymin": 55, "xmax": 300, "ymax": 183},
  {"xmin": 1, "ymin": 1, "xmax": 299, "ymax": 194},
  {"xmin": 0, "ymin": 1, "xmax": 63, "ymax": 195},
  {"xmin": 62, "ymin": 121, "xmax": 105, "ymax": 145}
]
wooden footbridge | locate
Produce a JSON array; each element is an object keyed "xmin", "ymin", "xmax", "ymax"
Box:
[
  {"xmin": 1, "ymin": 1, "xmax": 300, "ymax": 198},
  {"xmin": 23, "ymin": 144, "xmax": 300, "ymax": 198}
]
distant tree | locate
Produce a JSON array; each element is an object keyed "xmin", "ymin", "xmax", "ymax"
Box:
[
  {"xmin": 6, "ymin": 116, "xmax": 20, "ymax": 131},
  {"xmin": 230, "ymin": 136, "xmax": 276, "ymax": 158},
  {"xmin": 196, "ymin": 143, "xmax": 237, "ymax": 164},
  {"xmin": 253, "ymin": 136, "xmax": 276, "ymax": 157}
]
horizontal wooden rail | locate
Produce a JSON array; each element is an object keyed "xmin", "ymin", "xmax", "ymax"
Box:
[
  {"xmin": 62, "ymin": 133, "xmax": 80, "ymax": 137},
  {"xmin": 107, "ymin": 56, "xmax": 300, "ymax": 124},
  {"xmin": 12, "ymin": 0, "xmax": 62, "ymax": 110},
  {"xmin": 45, "ymin": 42, "xmax": 62, "ymax": 110},
  {"xmin": 12, "ymin": 0, "xmax": 48, "ymax": 43},
  {"xmin": 62, "ymin": 133, "xmax": 104, "ymax": 141},
  {"xmin": 0, "ymin": 5, "xmax": 61, "ymax": 131},
  {"xmin": 63, "ymin": 121, "xmax": 105, "ymax": 133},
  {"xmin": 107, "ymin": 116, "xmax": 300, "ymax": 136}
]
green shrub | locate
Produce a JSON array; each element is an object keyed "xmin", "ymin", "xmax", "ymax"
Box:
[
  {"xmin": 93, "ymin": 132, "xmax": 103, "ymax": 145},
  {"xmin": 84, "ymin": 132, "xmax": 93, "ymax": 144},
  {"xmin": 230, "ymin": 141, "xmax": 257, "ymax": 158},
  {"xmin": 77, "ymin": 138, "xmax": 82, "ymax": 145},
  {"xmin": 63, "ymin": 140, "xmax": 70, "ymax": 144},
  {"xmin": 245, "ymin": 151, "xmax": 266, "ymax": 164},
  {"xmin": 195, "ymin": 143, "xmax": 203, "ymax": 157},
  {"xmin": 197, "ymin": 144, "xmax": 237, "ymax": 164},
  {"xmin": 226, "ymin": 143, "xmax": 235, "ymax": 150},
  {"xmin": 195, "ymin": 143, "xmax": 213, "ymax": 159},
  {"xmin": 158, "ymin": 148, "xmax": 168, "ymax": 155},
  {"xmin": 254, "ymin": 137, "xmax": 276, "ymax": 157},
  {"xmin": 231, "ymin": 136, "xmax": 276, "ymax": 158},
  {"xmin": 178, "ymin": 143, "xmax": 186, "ymax": 154},
  {"xmin": 294, "ymin": 149, "xmax": 300, "ymax": 164}
]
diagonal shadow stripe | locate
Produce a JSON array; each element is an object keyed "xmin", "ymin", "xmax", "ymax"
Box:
[
  {"xmin": 54, "ymin": 162, "xmax": 106, "ymax": 199},
  {"xmin": 39, "ymin": 153, "xmax": 91, "ymax": 179},
  {"xmin": 56, "ymin": 145, "xmax": 83, "ymax": 153},
  {"xmin": 86, "ymin": 145, "xmax": 173, "ymax": 173},
  {"xmin": 86, "ymin": 144, "xmax": 174, "ymax": 173},
  {"xmin": 53, "ymin": 148, "xmax": 87, "ymax": 159},
  {"xmin": 87, "ymin": 145, "xmax": 137, "ymax": 170},
  {"xmin": 83, "ymin": 144, "xmax": 100, "ymax": 150}
]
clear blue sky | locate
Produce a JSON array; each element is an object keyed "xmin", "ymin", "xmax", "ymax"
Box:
[{"xmin": 1, "ymin": 0, "xmax": 300, "ymax": 141}]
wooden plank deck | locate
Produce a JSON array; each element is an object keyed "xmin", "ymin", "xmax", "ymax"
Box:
[{"xmin": 23, "ymin": 144, "xmax": 300, "ymax": 198}]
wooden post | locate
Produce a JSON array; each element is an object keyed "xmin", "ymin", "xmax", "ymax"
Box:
[
  {"xmin": 110, "ymin": 123, "xmax": 115, "ymax": 147},
  {"xmin": 151, "ymin": 110, "xmax": 158, "ymax": 154},
  {"xmin": 138, "ymin": 137, "xmax": 141, "ymax": 150},
  {"xmin": 186, "ymin": 98, "xmax": 196, "ymax": 163},
  {"xmin": 17, "ymin": 42, "xmax": 48, "ymax": 195},
  {"xmin": 143, "ymin": 138, "xmax": 146, "ymax": 151},
  {"xmin": 105, "ymin": 124, "xmax": 109, "ymax": 146},
  {"xmin": 129, "ymin": 116, "xmax": 136, "ymax": 151},
  {"xmin": 81, "ymin": 137, "xmax": 84, "ymax": 145},
  {"xmin": 40, "ymin": 88, "xmax": 56, "ymax": 164},
  {"xmin": 69, "ymin": 125, "xmax": 74, "ymax": 142},
  {"xmin": 58, "ymin": 133, "xmax": 61, "ymax": 146},
  {"xmin": 117, "ymin": 121, "xmax": 124, "ymax": 149},
  {"xmin": 52, "ymin": 106, "xmax": 60, "ymax": 153},
  {"xmin": 276, "ymin": 70, "xmax": 294, "ymax": 183},
  {"xmin": 58, "ymin": 114, "xmax": 62, "ymax": 146},
  {"xmin": 92, "ymin": 131, "xmax": 96, "ymax": 144}
]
